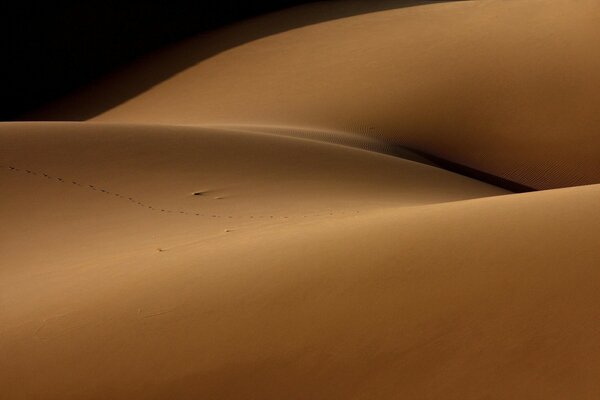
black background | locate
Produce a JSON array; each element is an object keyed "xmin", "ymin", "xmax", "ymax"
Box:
[{"xmin": 2, "ymin": 1, "xmax": 318, "ymax": 120}]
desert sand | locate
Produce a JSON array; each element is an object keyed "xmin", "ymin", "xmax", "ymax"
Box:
[{"xmin": 2, "ymin": 0, "xmax": 600, "ymax": 399}]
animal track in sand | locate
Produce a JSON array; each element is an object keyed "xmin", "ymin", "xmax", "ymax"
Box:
[{"xmin": 1, "ymin": 164, "xmax": 356, "ymax": 220}]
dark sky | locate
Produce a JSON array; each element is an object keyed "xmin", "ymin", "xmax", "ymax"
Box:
[{"xmin": 2, "ymin": 1, "xmax": 317, "ymax": 120}]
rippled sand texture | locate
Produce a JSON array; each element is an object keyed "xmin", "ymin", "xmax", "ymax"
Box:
[{"xmin": 2, "ymin": 1, "xmax": 600, "ymax": 399}]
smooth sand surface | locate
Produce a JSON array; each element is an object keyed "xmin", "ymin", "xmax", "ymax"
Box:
[
  {"xmin": 29, "ymin": 0, "xmax": 600, "ymax": 189},
  {"xmin": 3, "ymin": 0, "xmax": 600, "ymax": 398}
]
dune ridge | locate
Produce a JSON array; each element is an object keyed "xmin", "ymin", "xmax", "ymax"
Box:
[{"xmin": 27, "ymin": 0, "xmax": 600, "ymax": 189}]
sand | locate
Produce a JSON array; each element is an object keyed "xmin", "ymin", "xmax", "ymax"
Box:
[{"xmin": 3, "ymin": 0, "xmax": 600, "ymax": 398}]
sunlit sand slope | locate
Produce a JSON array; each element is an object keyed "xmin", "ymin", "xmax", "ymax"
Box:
[
  {"xmin": 77, "ymin": 0, "xmax": 600, "ymax": 189},
  {"xmin": 0, "ymin": 121, "xmax": 504, "ymax": 277},
  {"xmin": 1, "ymin": 123, "xmax": 599, "ymax": 398}
]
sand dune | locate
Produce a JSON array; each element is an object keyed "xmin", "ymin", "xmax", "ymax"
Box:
[
  {"xmin": 2, "ymin": 125, "xmax": 599, "ymax": 397},
  {"xmin": 0, "ymin": 121, "xmax": 504, "ymax": 278},
  {"xmin": 3, "ymin": 0, "xmax": 600, "ymax": 398},
  {"xmin": 29, "ymin": 0, "xmax": 600, "ymax": 189}
]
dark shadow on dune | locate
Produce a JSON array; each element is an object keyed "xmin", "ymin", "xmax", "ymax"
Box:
[
  {"xmin": 20, "ymin": 0, "xmax": 466, "ymax": 121},
  {"xmin": 406, "ymin": 148, "xmax": 536, "ymax": 193}
]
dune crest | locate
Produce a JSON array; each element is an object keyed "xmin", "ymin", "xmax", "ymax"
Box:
[{"xmin": 29, "ymin": 0, "xmax": 600, "ymax": 189}]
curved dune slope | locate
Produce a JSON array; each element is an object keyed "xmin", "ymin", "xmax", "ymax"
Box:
[
  {"xmin": 1, "ymin": 123, "xmax": 599, "ymax": 399},
  {"xmin": 32, "ymin": 0, "xmax": 600, "ymax": 189},
  {"xmin": 0, "ymin": 122, "xmax": 505, "ymax": 277}
]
